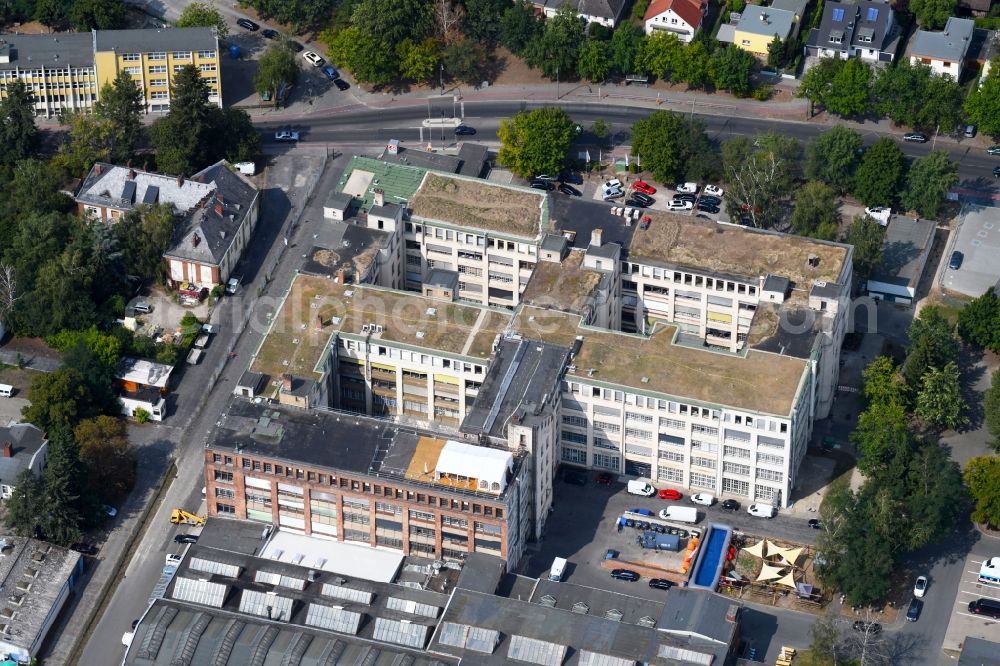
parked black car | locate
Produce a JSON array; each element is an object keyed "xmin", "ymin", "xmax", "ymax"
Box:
[
  {"xmin": 611, "ymin": 569, "xmax": 640, "ymax": 582},
  {"xmin": 721, "ymin": 499, "xmax": 740, "ymax": 511},
  {"xmin": 673, "ymin": 192, "xmax": 697, "ymax": 203},
  {"xmin": 696, "ymin": 202, "xmax": 720, "ymax": 214},
  {"xmin": 262, "ymin": 29, "xmax": 279, "ymax": 39},
  {"xmin": 631, "ymin": 192, "xmax": 655, "ymax": 206},
  {"xmin": 624, "ymin": 197, "xmax": 648, "ymax": 208},
  {"xmin": 530, "ymin": 180, "xmax": 554, "ymax": 191},
  {"xmin": 559, "ymin": 171, "xmax": 584, "ymax": 185},
  {"xmin": 699, "ymin": 195, "xmax": 722, "ymax": 206},
  {"xmin": 237, "ymin": 18, "xmax": 259, "ymax": 31},
  {"xmin": 454, "ymin": 125, "xmax": 476, "ymax": 136},
  {"xmin": 334, "ymin": 78, "xmax": 351, "ymax": 91},
  {"xmin": 906, "ymin": 598, "xmax": 923, "ymax": 622},
  {"xmin": 559, "ymin": 183, "xmax": 582, "ymax": 197},
  {"xmin": 174, "ymin": 534, "xmax": 199, "ymax": 544},
  {"xmin": 70, "ymin": 543, "xmax": 97, "ymax": 555},
  {"xmin": 649, "ymin": 578, "xmax": 674, "ymax": 590},
  {"xmin": 287, "ymin": 41, "xmax": 305, "ymax": 53},
  {"xmin": 808, "ymin": 518, "xmax": 822, "ymax": 529},
  {"xmin": 949, "ymin": 251, "xmax": 964, "ymax": 270}
]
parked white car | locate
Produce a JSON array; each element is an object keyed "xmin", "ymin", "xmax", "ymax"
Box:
[
  {"xmin": 302, "ymin": 50, "xmax": 324, "ymax": 67},
  {"xmin": 864, "ymin": 206, "xmax": 891, "ymax": 226},
  {"xmin": 603, "ymin": 187, "xmax": 625, "ymax": 201},
  {"xmin": 604, "ymin": 178, "xmax": 623, "ymax": 190},
  {"xmin": 747, "ymin": 503, "xmax": 775, "ymax": 519},
  {"xmin": 676, "ymin": 182, "xmax": 699, "ymax": 194},
  {"xmin": 913, "ymin": 575, "xmax": 928, "ymax": 598},
  {"xmin": 667, "ymin": 200, "xmax": 693, "ymax": 211},
  {"xmin": 690, "ymin": 493, "xmax": 715, "ymax": 506},
  {"xmin": 704, "ymin": 185, "xmax": 724, "ymax": 197}
]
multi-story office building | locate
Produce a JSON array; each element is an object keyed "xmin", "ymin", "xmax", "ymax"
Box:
[
  {"xmin": 236, "ymin": 156, "xmax": 853, "ymax": 519},
  {"xmin": 0, "ymin": 27, "xmax": 220, "ymax": 117},
  {"xmin": 204, "ymin": 397, "xmax": 532, "ymax": 567}
]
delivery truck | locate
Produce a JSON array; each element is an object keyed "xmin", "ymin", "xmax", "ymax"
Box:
[
  {"xmin": 657, "ymin": 506, "xmax": 699, "ymax": 524},
  {"xmin": 549, "ymin": 557, "xmax": 568, "ymax": 582},
  {"xmin": 627, "ymin": 480, "xmax": 656, "ymax": 497}
]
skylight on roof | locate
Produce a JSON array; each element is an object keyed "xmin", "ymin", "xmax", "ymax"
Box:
[
  {"xmin": 832, "ymin": 7, "xmax": 845, "ymax": 21},
  {"xmin": 866, "ymin": 6, "xmax": 878, "ymax": 20}
]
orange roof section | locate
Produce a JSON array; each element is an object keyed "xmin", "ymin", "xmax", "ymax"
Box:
[{"xmin": 644, "ymin": 0, "xmax": 705, "ymax": 29}]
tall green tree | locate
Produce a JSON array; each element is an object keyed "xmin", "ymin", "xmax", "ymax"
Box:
[
  {"xmin": 915, "ymin": 361, "xmax": 967, "ymax": 430},
  {"xmin": 853, "ymin": 138, "xmax": 904, "ymax": 207},
  {"xmin": 636, "ymin": 31, "xmax": 684, "ymax": 81},
  {"xmin": 150, "ymin": 65, "xmax": 215, "ymax": 174},
  {"xmin": 176, "ymin": 0, "xmax": 228, "ymax": 36},
  {"xmin": 255, "ymin": 43, "xmax": 300, "ymax": 107},
  {"xmin": 52, "ymin": 112, "xmax": 113, "ymax": 179},
  {"xmin": 902, "ymin": 305, "xmax": 958, "ymax": 394},
  {"xmin": 791, "ymin": 181, "xmax": 839, "ymax": 239},
  {"xmin": 825, "ymin": 58, "xmax": 872, "ymax": 117},
  {"xmin": 677, "ymin": 40, "xmax": 711, "ymax": 89},
  {"xmin": 874, "ymin": 60, "xmax": 963, "ymax": 131},
  {"xmin": 957, "ymin": 288, "xmax": 1000, "ymax": 353},
  {"xmin": 965, "ymin": 456, "xmax": 1000, "ymax": 528},
  {"xmin": 2, "ymin": 468, "xmax": 44, "ymax": 537},
  {"xmin": 94, "ymin": 69, "xmax": 145, "ymax": 163},
  {"xmin": 397, "ymin": 38, "xmax": 441, "ymax": 83},
  {"xmin": 805, "ymin": 126, "xmax": 862, "ymax": 194},
  {"xmin": 463, "ymin": 0, "xmax": 509, "ymax": 43},
  {"xmin": 352, "ymin": 0, "xmax": 433, "ymax": 48},
  {"xmin": 902, "ymin": 149, "xmax": 958, "ymax": 219},
  {"xmin": 985, "ymin": 368, "xmax": 1000, "ymax": 451},
  {"xmin": 69, "ymin": 0, "xmax": 125, "ymax": 30},
  {"xmin": 852, "ymin": 399, "xmax": 911, "ymax": 475},
  {"xmin": 40, "ymin": 426, "xmax": 85, "ymax": 545},
  {"xmin": 241, "ymin": 0, "xmax": 336, "ymax": 30},
  {"xmin": 497, "ymin": 107, "xmax": 575, "ymax": 179},
  {"xmin": 630, "ymin": 111, "xmax": 709, "ymax": 184},
  {"xmin": 443, "ymin": 38, "xmax": 483, "ymax": 84},
  {"xmin": 709, "ymin": 45, "xmax": 755, "ymax": 96},
  {"xmin": 0, "ymin": 80, "xmax": 38, "ymax": 167},
  {"xmin": 324, "ymin": 26, "xmax": 397, "ymax": 85},
  {"xmin": 766, "ymin": 35, "xmax": 784, "ymax": 69},
  {"xmin": 799, "ymin": 57, "xmax": 838, "ymax": 115},
  {"xmin": 578, "ymin": 38, "xmax": 612, "ymax": 82},
  {"xmin": 34, "ymin": 0, "xmax": 66, "ymax": 28},
  {"xmin": 75, "ymin": 415, "xmax": 137, "ymax": 503},
  {"xmin": 861, "ymin": 355, "xmax": 906, "ymax": 407},
  {"xmin": 910, "ymin": 0, "xmax": 956, "ymax": 29},
  {"xmin": 722, "ymin": 133, "xmax": 799, "ymax": 229},
  {"xmin": 965, "ymin": 57, "xmax": 1000, "ymax": 138},
  {"xmin": 525, "ymin": 4, "xmax": 585, "ymax": 79},
  {"xmin": 610, "ymin": 22, "xmax": 644, "ymax": 76},
  {"xmin": 844, "ymin": 215, "xmax": 885, "ymax": 280},
  {"xmin": 500, "ymin": 0, "xmax": 543, "ymax": 55}
]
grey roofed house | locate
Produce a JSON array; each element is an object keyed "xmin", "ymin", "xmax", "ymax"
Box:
[
  {"xmin": 0, "ymin": 423, "xmax": 47, "ymax": 497},
  {"xmin": 910, "ymin": 16, "xmax": 975, "ymax": 62},
  {"xmin": 93, "ymin": 27, "xmax": 218, "ymax": 54},
  {"xmin": 959, "ymin": 637, "xmax": 1000, "ymax": 666},
  {"xmin": 958, "ymin": 0, "xmax": 993, "ymax": 14},
  {"xmin": 0, "ymin": 32, "xmax": 94, "ymax": 68},
  {"xmin": 736, "ymin": 5, "xmax": 796, "ymax": 39},
  {"xmin": 378, "ymin": 143, "xmax": 490, "ymax": 179},
  {"xmin": 534, "ymin": 0, "xmax": 628, "ymax": 24},
  {"xmin": 162, "ymin": 161, "xmax": 259, "ymax": 268},
  {"xmin": 867, "ymin": 215, "xmax": 935, "ymax": 301},
  {"xmin": 805, "ymin": 1, "xmax": 899, "ymax": 62}
]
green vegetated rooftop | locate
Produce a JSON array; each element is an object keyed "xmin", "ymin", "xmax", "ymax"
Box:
[
  {"xmin": 335, "ymin": 155, "xmax": 427, "ymax": 209},
  {"xmin": 251, "ymin": 275, "xmax": 512, "ymax": 380},
  {"xmin": 410, "ymin": 172, "xmax": 546, "ymax": 237},
  {"xmin": 631, "ymin": 213, "xmax": 850, "ymax": 287}
]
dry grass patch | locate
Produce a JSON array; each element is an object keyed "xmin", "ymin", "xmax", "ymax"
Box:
[{"xmin": 410, "ymin": 173, "xmax": 543, "ymax": 237}]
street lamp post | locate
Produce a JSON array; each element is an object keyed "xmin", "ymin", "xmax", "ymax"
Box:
[{"xmin": 440, "ymin": 64, "xmax": 444, "ymax": 96}]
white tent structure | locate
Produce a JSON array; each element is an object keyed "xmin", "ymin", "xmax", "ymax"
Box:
[
  {"xmin": 743, "ymin": 540, "xmax": 768, "ymax": 559},
  {"xmin": 435, "ymin": 440, "xmax": 513, "ymax": 494},
  {"xmin": 756, "ymin": 564, "xmax": 785, "ymax": 581}
]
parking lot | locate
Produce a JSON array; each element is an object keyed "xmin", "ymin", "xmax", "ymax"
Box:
[
  {"xmin": 517, "ymin": 470, "xmax": 822, "ymax": 602},
  {"xmin": 941, "ymin": 552, "xmax": 1000, "ymax": 655},
  {"xmin": 581, "ymin": 175, "xmax": 728, "ymax": 221},
  {"xmin": 943, "ymin": 203, "xmax": 1000, "ymax": 297}
]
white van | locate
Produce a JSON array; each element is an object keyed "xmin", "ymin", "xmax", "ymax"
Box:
[
  {"xmin": 234, "ymin": 161, "xmax": 256, "ymax": 175},
  {"xmin": 549, "ymin": 557, "xmax": 568, "ymax": 582},
  {"xmin": 0, "ymin": 384, "xmax": 13, "ymax": 398},
  {"xmin": 690, "ymin": 493, "xmax": 715, "ymax": 506},
  {"xmin": 747, "ymin": 503, "xmax": 776, "ymax": 519},
  {"xmin": 627, "ymin": 480, "xmax": 656, "ymax": 497}
]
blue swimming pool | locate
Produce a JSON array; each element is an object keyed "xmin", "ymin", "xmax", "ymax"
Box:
[{"xmin": 689, "ymin": 524, "xmax": 732, "ymax": 591}]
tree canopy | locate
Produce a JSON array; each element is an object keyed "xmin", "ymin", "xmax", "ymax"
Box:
[
  {"xmin": 844, "ymin": 215, "xmax": 885, "ymax": 280},
  {"xmin": 497, "ymin": 107, "xmax": 575, "ymax": 179},
  {"xmin": 722, "ymin": 133, "xmax": 800, "ymax": 229},
  {"xmin": 255, "ymin": 44, "xmax": 300, "ymax": 107},
  {"xmin": 910, "ymin": 0, "xmax": 957, "ymax": 30},
  {"xmin": 805, "ymin": 126, "xmax": 862, "ymax": 194},
  {"xmin": 957, "ymin": 288, "xmax": 1000, "ymax": 353},
  {"xmin": 0, "ymin": 81, "xmax": 39, "ymax": 168},
  {"xmin": 966, "ymin": 455, "xmax": 1000, "ymax": 528},
  {"xmin": 852, "ymin": 138, "xmax": 905, "ymax": 207},
  {"xmin": 177, "ymin": 1, "xmax": 228, "ymax": 37},
  {"xmin": 791, "ymin": 181, "xmax": 839, "ymax": 240},
  {"xmin": 965, "ymin": 57, "xmax": 1000, "ymax": 138},
  {"xmin": 630, "ymin": 111, "xmax": 709, "ymax": 185},
  {"xmin": 902, "ymin": 149, "xmax": 958, "ymax": 219}
]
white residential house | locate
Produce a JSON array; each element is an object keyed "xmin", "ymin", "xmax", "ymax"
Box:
[
  {"xmin": 532, "ymin": 0, "xmax": 628, "ymax": 28},
  {"xmin": 909, "ymin": 17, "xmax": 975, "ymax": 78},
  {"xmin": 644, "ymin": 0, "xmax": 705, "ymax": 42}
]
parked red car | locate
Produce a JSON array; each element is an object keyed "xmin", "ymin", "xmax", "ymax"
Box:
[
  {"xmin": 658, "ymin": 488, "xmax": 682, "ymax": 501},
  {"xmin": 596, "ymin": 472, "xmax": 613, "ymax": 485},
  {"xmin": 632, "ymin": 181, "xmax": 656, "ymax": 195}
]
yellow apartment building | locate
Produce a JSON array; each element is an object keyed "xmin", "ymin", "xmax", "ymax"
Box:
[{"xmin": 0, "ymin": 27, "xmax": 221, "ymax": 117}]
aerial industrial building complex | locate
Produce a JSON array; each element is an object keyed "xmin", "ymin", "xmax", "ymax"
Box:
[{"xmin": 204, "ymin": 155, "xmax": 854, "ymax": 568}]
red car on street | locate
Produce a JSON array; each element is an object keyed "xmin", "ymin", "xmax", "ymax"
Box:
[
  {"xmin": 658, "ymin": 488, "xmax": 682, "ymax": 501},
  {"xmin": 632, "ymin": 181, "xmax": 656, "ymax": 195},
  {"xmin": 596, "ymin": 472, "xmax": 613, "ymax": 485}
]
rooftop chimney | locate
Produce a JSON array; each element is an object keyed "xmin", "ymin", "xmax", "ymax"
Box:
[
  {"xmin": 2, "ymin": 442, "xmax": 12, "ymax": 458},
  {"xmin": 591, "ymin": 229, "xmax": 602, "ymax": 247},
  {"xmin": 281, "ymin": 373, "xmax": 293, "ymax": 391},
  {"xmin": 192, "ymin": 233, "xmax": 201, "ymax": 247},
  {"xmin": 336, "ymin": 268, "xmax": 348, "ymax": 284},
  {"xmin": 127, "ymin": 159, "xmax": 133, "ymax": 169},
  {"xmin": 95, "ymin": 164, "xmax": 102, "ymax": 175},
  {"xmin": 214, "ymin": 204, "xmax": 223, "ymax": 216},
  {"xmin": 315, "ymin": 315, "xmax": 324, "ymax": 329},
  {"xmin": 177, "ymin": 174, "xmax": 184, "ymax": 187},
  {"xmin": 128, "ymin": 168, "xmax": 135, "ymax": 180},
  {"xmin": 373, "ymin": 188, "xmax": 385, "ymax": 207}
]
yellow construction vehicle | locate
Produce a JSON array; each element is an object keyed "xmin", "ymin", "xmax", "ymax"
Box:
[{"xmin": 170, "ymin": 509, "xmax": 206, "ymax": 526}]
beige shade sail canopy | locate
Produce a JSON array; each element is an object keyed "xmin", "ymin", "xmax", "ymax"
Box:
[
  {"xmin": 776, "ymin": 571, "xmax": 798, "ymax": 588},
  {"xmin": 757, "ymin": 564, "xmax": 785, "ymax": 581},
  {"xmin": 743, "ymin": 540, "xmax": 768, "ymax": 559},
  {"xmin": 779, "ymin": 547, "xmax": 804, "ymax": 567}
]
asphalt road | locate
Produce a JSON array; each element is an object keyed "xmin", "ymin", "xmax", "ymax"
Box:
[{"xmin": 257, "ymin": 101, "xmax": 1000, "ymax": 186}]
